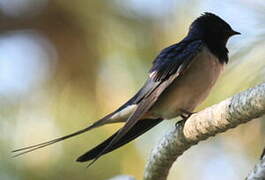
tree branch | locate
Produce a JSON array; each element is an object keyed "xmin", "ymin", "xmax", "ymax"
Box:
[{"xmin": 143, "ymin": 82, "xmax": 265, "ymax": 180}]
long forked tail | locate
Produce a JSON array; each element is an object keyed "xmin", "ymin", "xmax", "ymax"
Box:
[
  {"xmin": 12, "ymin": 114, "xmax": 115, "ymax": 157},
  {"xmin": 76, "ymin": 118, "xmax": 163, "ymax": 162}
]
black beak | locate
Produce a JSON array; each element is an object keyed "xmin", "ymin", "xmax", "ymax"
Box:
[{"xmin": 231, "ymin": 30, "xmax": 241, "ymax": 36}]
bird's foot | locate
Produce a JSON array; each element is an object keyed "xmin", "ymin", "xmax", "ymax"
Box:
[
  {"xmin": 180, "ymin": 109, "xmax": 195, "ymax": 120},
  {"xmin": 175, "ymin": 119, "xmax": 186, "ymax": 128},
  {"xmin": 175, "ymin": 110, "xmax": 195, "ymax": 128}
]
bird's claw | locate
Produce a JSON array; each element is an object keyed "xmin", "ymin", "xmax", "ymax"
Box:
[
  {"xmin": 175, "ymin": 110, "xmax": 195, "ymax": 128},
  {"xmin": 180, "ymin": 109, "xmax": 195, "ymax": 120},
  {"xmin": 175, "ymin": 119, "xmax": 186, "ymax": 128}
]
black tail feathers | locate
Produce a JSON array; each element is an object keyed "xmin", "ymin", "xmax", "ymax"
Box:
[
  {"xmin": 76, "ymin": 118, "xmax": 163, "ymax": 162},
  {"xmin": 12, "ymin": 115, "xmax": 113, "ymax": 157}
]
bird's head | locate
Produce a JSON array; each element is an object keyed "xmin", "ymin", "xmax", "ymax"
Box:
[{"xmin": 188, "ymin": 12, "xmax": 240, "ymax": 46}]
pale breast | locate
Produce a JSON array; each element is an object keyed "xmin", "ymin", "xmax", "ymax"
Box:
[{"xmin": 150, "ymin": 47, "xmax": 224, "ymax": 119}]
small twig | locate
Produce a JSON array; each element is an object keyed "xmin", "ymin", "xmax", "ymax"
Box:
[{"xmin": 246, "ymin": 148, "xmax": 265, "ymax": 180}]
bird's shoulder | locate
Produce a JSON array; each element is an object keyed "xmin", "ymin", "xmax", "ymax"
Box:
[{"xmin": 149, "ymin": 39, "xmax": 204, "ymax": 82}]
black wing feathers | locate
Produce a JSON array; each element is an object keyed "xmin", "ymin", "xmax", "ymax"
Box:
[
  {"xmin": 79, "ymin": 39, "xmax": 203, "ymax": 163},
  {"xmin": 12, "ymin": 39, "xmax": 203, "ymax": 163},
  {"xmin": 76, "ymin": 118, "xmax": 163, "ymax": 162},
  {"xmin": 150, "ymin": 40, "xmax": 203, "ymax": 81}
]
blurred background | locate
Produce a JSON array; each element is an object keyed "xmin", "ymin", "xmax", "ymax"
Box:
[{"xmin": 0, "ymin": 0, "xmax": 265, "ymax": 179}]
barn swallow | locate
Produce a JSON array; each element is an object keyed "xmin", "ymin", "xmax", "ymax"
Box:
[{"xmin": 12, "ymin": 12, "xmax": 240, "ymax": 166}]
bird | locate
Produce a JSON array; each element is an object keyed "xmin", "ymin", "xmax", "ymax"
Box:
[{"xmin": 12, "ymin": 12, "xmax": 240, "ymax": 166}]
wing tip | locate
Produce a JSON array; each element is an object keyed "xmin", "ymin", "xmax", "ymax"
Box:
[
  {"xmin": 76, "ymin": 151, "xmax": 97, "ymax": 162},
  {"xmin": 76, "ymin": 118, "xmax": 163, "ymax": 164},
  {"xmin": 76, "ymin": 156, "xmax": 86, "ymax": 162},
  {"xmin": 76, "ymin": 155, "xmax": 95, "ymax": 163}
]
